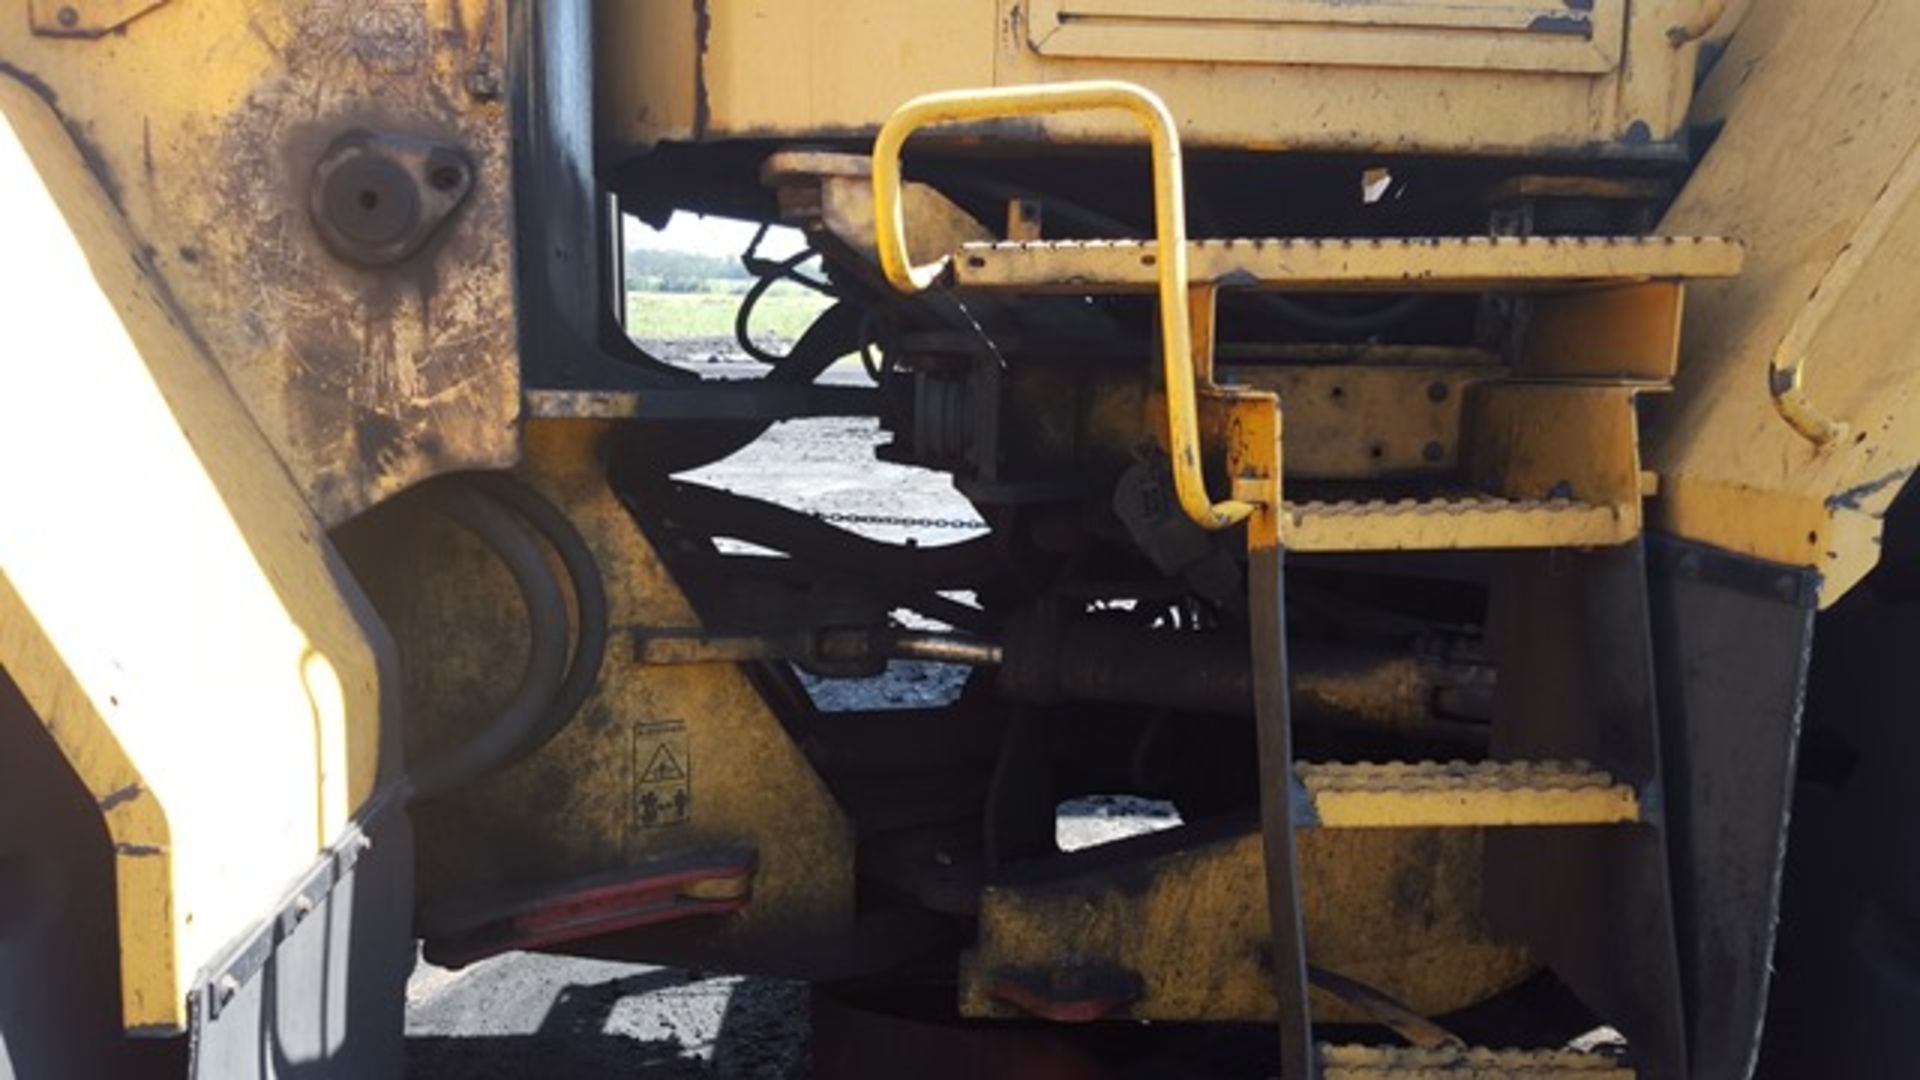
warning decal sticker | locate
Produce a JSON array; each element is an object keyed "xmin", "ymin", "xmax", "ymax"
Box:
[
  {"xmin": 640, "ymin": 743, "xmax": 686, "ymax": 784},
  {"xmin": 633, "ymin": 720, "xmax": 690, "ymax": 829}
]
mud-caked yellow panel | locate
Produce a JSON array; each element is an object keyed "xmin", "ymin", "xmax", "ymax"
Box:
[
  {"xmin": 0, "ymin": 77, "xmax": 391, "ymax": 1032},
  {"xmin": 961, "ymin": 828, "xmax": 1534, "ymax": 1022}
]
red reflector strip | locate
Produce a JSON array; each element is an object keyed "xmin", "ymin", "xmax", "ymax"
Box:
[{"xmin": 425, "ymin": 856, "xmax": 754, "ymax": 968}]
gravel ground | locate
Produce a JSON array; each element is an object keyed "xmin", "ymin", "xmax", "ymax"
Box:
[
  {"xmin": 406, "ymin": 797, "xmax": 1178, "ymax": 1079},
  {"xmin": 406, "ymin": 339, "xmax": 1178, "ymax": 1077},
  {"xmin": 406, "ymin": 955, "xmax": 810, "ymax": 1079}
]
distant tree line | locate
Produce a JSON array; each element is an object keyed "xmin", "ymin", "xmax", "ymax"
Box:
[{"xmin": 624, "ymin": 248, "xmax": 750, "ymax": 293}]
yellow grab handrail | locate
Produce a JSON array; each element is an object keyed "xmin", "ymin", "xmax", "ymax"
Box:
[
  {"xmin": 1769, "ymin": 135, "xmax": 1920, "ymax": 449},
  {"xmin": 871, "ymin": 80, "xmax": 1255, "ymax": 530}
]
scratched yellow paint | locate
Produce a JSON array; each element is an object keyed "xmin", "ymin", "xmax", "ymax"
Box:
[{"xmin": 0, "ymin": 0, "xmax": 520, "ymax": 526}]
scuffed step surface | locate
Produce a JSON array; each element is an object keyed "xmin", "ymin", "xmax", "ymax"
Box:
[
  {"xmin": 952, "ymin": 235, "xmax": 1743, "ymax": 292},
  {"xmin": 1296, "ymin": 760, "xmax": 1641, "ymax": 828},
  {"xmin": 1282, "ymin": 497, "xmax": 1633, "ymax": 552},
  {"xmin": 1320, "ymin": 1043, "xmax": 1634, "ymax": 1078}
]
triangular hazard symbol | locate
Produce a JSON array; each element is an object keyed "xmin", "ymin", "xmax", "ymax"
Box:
[{"xmin": 640, "ymin": 744, "xmax": 687, "ymax": 783}]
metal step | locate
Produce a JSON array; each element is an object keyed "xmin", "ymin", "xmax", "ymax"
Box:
[
  {"xmin": 1320, "ymin": 1044, "xmax": 1633, "ymax": 1079},
  {"xmin": 1282, "ymin": 497, "xmax": 1634, "ymax": 553},
  {"xmin": 1295, "ymin": 761, "xmax": 1641, "ymax": 829},
  {"xmin": 949, "ymin": 235, "xmax": 1742, "ymax": 293}
]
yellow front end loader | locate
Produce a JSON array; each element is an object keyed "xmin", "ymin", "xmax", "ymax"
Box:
[{"xmin": 3, "ymin": 1, "xmax": 1918, "ymax": 1077}]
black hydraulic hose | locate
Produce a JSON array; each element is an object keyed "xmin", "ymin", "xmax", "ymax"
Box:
[
  {"xmin": 634, "ymin": 302, "xmax": 866, "ymax": 476},
  {"xmin": 409, "ymin": 482, "xmax": 572, "ymax": 801},
  {"xmin": 735, "ymin": 248, "xmax": 833, "ymax": 365},
  {"xmin": 468, "ymin": 473, "xmax": 610, "ymax": 755}
]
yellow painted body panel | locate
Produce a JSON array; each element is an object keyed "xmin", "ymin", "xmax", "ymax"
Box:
[
  {"xmin": 1650, "ymin": 0, "xmax": 1920, "ymax": 604},
  {"xmin": 0, "ymin": 0, "xmax": 520, "ymax": 525},
  {"xmin": 0, "ymin": 77, "xmax": 391, "ymax": 1032},
  {"xmin": 602, "ymin": 0, "xmax": 1711, "ymax": 156},
  {"xmin": 961, "ymin": 828, "xmax": 1536, "ymax": 1023},
  {"xmin": 1235, "ymin": 364, "xmax": 1497, "ymax": 478}
]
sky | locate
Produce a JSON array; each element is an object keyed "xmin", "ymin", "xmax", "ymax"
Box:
[{"xmin": 628, "ymin": 211, "xmax": 809, "ymax": 259}]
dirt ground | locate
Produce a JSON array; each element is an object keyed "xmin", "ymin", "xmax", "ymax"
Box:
[{"xmin": 405, "ymin": 338, "xmax": 1175, "ymax": 1078}]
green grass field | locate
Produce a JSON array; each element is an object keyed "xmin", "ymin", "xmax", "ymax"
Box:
[{"xmin": 626, "ymin": 280, "xmax": 832, "ymax": 344}]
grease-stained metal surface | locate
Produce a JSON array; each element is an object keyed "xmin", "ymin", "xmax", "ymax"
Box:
[
  {"xmin": 959, "ymin": 827, "xmax": 1536, "ymax": 1024},
  {"xmin": 308, "ymin": 129, "xmax": 476, "ymax": 266},
  {"xmin": 603, "ymin": 0, "xmax": 1711, "ymax": 156},
  {"xmin": 340, "ymin": 420, "xmax": 854, "ymax": 966},
  {"xmin": 0, "ymin": 0, "xmax": 519, "ymax": 526}
]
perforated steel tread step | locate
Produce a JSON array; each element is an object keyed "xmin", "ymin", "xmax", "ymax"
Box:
[
  {"xmin": 949, "ymin": 235, "xmax": 1742, "ymax": 293},
  {"xmin": 1295, "ymin": 760, "xmax": 1641, "ymax": 828},
  {"xmin": 1321, "ymin": 1044, "xmax": 1633, "ymax": 1079},
  {"xmin": 1282, "ymin": 497, "xmax": 1633, "ymax": 553}
]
